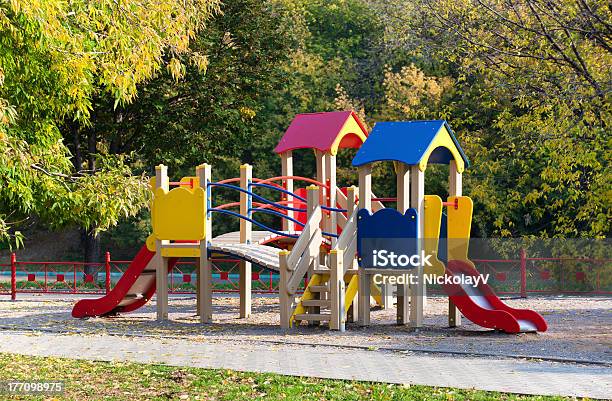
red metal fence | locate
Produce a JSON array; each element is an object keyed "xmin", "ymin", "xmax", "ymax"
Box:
[{"xmin": 1, "ymin": 250, "xmax": 609, "ymax": 299}]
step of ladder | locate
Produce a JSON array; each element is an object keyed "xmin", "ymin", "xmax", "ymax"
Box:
[
  {"xmin": 293, "ymin": 313, "xmax": 330, "ymax": 322},
  {"xmin": 301, "ymin": 299, "xmax": 330, "ymax": 308},
  {"xmin": 308, "ymin": 285, "xmax": 329, "ymax": 293}
]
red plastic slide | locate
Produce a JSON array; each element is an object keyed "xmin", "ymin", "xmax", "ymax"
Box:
[
  {"xmin": 72, "ymin": 245, "xmax": 177, "ymax": 318},
  {"xmin": 442, "ymin": 259, "xmax": 547, "ymax": 333}
]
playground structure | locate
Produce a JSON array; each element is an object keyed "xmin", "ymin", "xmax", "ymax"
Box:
[{"xmin": 72, "ymin": 111, "xmax": 547, "ymax": 334}]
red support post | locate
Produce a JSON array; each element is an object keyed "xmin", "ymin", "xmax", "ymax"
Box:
[
  {"xmin": 520, "ymin": 248, "xmax": 527, "ymax": 298},
  {"xmin": 10, "ymin": 253, "xmax": 16, "ymax": 301},
  {"xmin": 105, "ymin": 252, "xmax": 111, "ymax": 294}
]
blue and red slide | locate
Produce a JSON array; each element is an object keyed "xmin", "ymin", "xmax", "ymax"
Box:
[
  {"xmin": 442, "ymin": 259, "xmax": 547, "ymax": 333},
  {"xmin": 72, "ymin": 245, "xmax": 177, "ymax": 318}
]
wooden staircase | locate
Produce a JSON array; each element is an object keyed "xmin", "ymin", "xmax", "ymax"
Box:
[
  {"xmin": 291, "ymin": 272, "xmax": 360, "ymax": 326},
  {"xmin": 279, "ymin": 186, "xmax": 383, "ymax": 330}
]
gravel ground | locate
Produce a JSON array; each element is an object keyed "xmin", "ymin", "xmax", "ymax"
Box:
[{"xmin": 0, "ymin": 294, "xmax": 610, "ymax": 364}]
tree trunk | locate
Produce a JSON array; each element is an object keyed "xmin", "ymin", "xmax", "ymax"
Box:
[
  {"xmin": 82, "ymin": 228, "xmax": 101, "ymax": 264},
  {"xmin": 83, "ymin": 121, "xmax": 101, "ymax": 267}
]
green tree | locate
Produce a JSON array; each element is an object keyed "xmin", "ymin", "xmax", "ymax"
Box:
[
  {"xmin": 0, "ymin": 0, "xmax": 220, "ymax": 252},
  {"xmin": 371, "ymin": 0, "xmax": 611, "ymax": 238}
]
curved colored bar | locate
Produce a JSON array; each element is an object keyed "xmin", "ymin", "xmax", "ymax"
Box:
[
  {"xmin": 207, "ymin": 182, "xmax": 306, "ymax": 212},
  {"xmin": 256, "ymin": 175, "xmax": 329, "ymax": 189},
  {"xmin": 250, "ymin": 207, "xmax": 306, "ymax": 228},
  {"xmin": 249, "ymin": 182, "xmax": 307, "ymax": 202},
  {"xmin": 208, "ymin": 208, "xmax": 299, "ymax": 239},
  {"xmin": 320, "ymin": 204, "xmax": 347, "ymax": 213}
]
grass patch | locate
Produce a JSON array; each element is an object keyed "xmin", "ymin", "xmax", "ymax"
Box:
[{"xmin": 0, "ymin": 353, "xmax": 581, "ymax": 400}]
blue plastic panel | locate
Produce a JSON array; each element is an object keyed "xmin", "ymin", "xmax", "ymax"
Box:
[{"xmin": 357, "ymin": 208, "xmax": 419, "ymax": 269}]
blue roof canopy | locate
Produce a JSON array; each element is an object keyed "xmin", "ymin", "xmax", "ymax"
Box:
[{"xmin": 351, "ymin": 120, "xmax": 469, "ymax": 172}]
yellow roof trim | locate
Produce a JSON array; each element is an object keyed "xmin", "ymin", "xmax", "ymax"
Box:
[
  {"xmin": 419, "ymin": 125, "xmax": 465, "ymax": 173},
  {"xmin": 329, "ymin": 116, "xmax": 367, "ymax": 156}
]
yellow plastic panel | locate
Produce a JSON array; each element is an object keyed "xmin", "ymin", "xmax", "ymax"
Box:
[
  {"xmin": 423, "ymin": 195, "xmax": 445, "ymax": 276},
  {"xmin": 447, "ymin": 196, "xmax": 473, "ymax": 261},
  {"xmin": 145, "ymin": 234, "xmax": 156, "ymax": 251},
  {"xmin": 419, "ymin": 125, "xmax": 465, "ymax": 172},
  {"xmin": 161, "ymin": 247, "xmax": 201, "ymax": 258},
  {"xmin": 152, "ymin": 186, "xmax": 206, "ymax": 240},
  {"xmin": 180, "ymin": 176, "xmax": 200, "ymax": 188}
]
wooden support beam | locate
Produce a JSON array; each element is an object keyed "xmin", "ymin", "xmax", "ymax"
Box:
[
  {"xmin": 197, "ymin": 163, "xmax": 212, "ymax": 323},
  {"xmin": 396, "ymin": 163, "xmax": 410, "ymax": 325},
  {"xmin": 240, "ymin": 164, "xmax": 252, "ymax": 318},
  {"xmin": 358, "ymin": 165, "xmax": 372, "ymax": 211},
  {"xmin": 448, "ymin": 160, "xmax": 462, "ymax": 327},
  {"xmin": 410, "ymin": 165, "xmax": 425, "ymax": 328},
  {"xmin": 329, "ymin": 249, "xmax": 345, "ymax": 331},
  {"xmin": 155, "ymin": 164, "xmax": 169, "ymax": 321},
  {"xmin": 357, "ymin": 165, "xmax": 372, "ymax": 326},
  {"xmin": 346, "ymin": 186, "xmax": 359, "ymax": 322},
  {"xmin": 325, "ymin": 153, "xmax": 338, "ymax": 246},
  {"xmin": 281, "ymin": 151, "xmax": 294, "ymax": 232},
  {"xmin": 279, "ymin": 250, "xmax": 292, "ymax": 329},
  {"xmin": 306, "ymin": 185, "xmax": 321, "ymax": 320},
  {"xmin": 358, "ymin": 269, "xmax": 370, "ymax": 326}
]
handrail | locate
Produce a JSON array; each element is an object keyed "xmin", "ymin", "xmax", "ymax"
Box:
[
  {"xmin": 287, "ymin": 206, "xmax": 322, "ymax": 268},
  {"xmin": 285, "ymin": 205, "xmax": 324, "ymax": 294},
  {"xmin": 321, "ymin": 204, "xmax": 346, "ymax": 213},
  {"xmin": 333, "ymin": 208, "xmax": 358, "ymax": 274}
]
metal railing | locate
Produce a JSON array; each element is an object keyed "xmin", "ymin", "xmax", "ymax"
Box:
[{"xmin": 1, "ymin": 250, "xmax": 609, "ymax": 299}]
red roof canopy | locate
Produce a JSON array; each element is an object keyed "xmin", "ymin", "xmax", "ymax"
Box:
[{"xmin": 274, "ymin": 111, "xmax": 369, "ymax": 155}]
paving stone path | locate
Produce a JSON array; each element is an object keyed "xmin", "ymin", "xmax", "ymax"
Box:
[{"xmin": 0, "ymin": 330, "xmax": 610, "ymax": 399}]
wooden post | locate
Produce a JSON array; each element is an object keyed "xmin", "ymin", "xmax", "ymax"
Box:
[
  {"xmin": 346, "ymin": 186, "xmax": 359, "ymax": 322},
  {"xmin": 306, "ymin": 185, "xmax": 321, "ymax": 320},
  {"xmin": 396, "ymin": 163, "xmax": 411, "ymax": 325},
  {"xmin": 325, "ymin": 153, "xmax": 338, "ymax": 246},
  {"xmin": 357, "ymin": 165, "xmax": 372, "ymax": 326},
  {"xmin": 197, "ymin": 163, "xmax": 212, "ymax": 323},
  {"xmin": 240, "ymin": 164, "xmax": 252, "ymax": 318},
  {"xmin": 281, "ymin": 151, "xmax": 294, "ymax": 232},
  {"xmin": 410, "ymin": 165, "xmax": 425, "ymax": 328},
  {"xmin": 155, "ymin": 164, "xmax": 169, "ymax": 321},
  {"xmin": 315, "ymin": 151, "xmax": 328, "ymax": 267},
  {"xmin": 279, "ymin": 250, "xmax": 292, "ymax": 329},
  {"xmin": 448, "ymin": 160, "xmax": 462, "ymax": 327},
  {"xmin": 358, "ymin": 165, "xmax": 372, "ymax": 211},
  {"xmin": 329, "ymin": 249, "xmax": 345, "ymax": 331}
]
